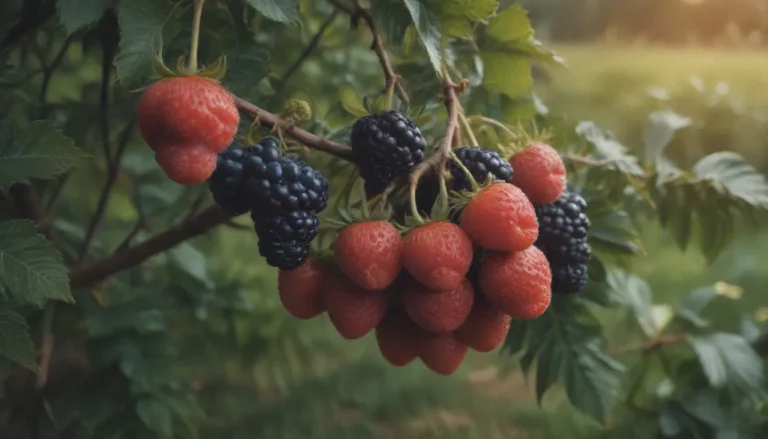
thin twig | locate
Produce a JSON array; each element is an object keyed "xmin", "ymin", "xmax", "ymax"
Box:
[
  {"xmin": 233, "ymin": 96, "xmax": 354, "ymax": 161},
  {"xmin": 114, "ymin": 216, "xmax": 146, "ymax": 253},
  {"xmin": 278, "ymin": 9, "xmax": 339, "ymax": 90},
  {"xmin": 407, "ymin": 75, "xmax": 460, "ymax": 221},
  {"xmin": 38, "ymin": 35, "xmax": 74, "ymax": 116},
  {"xmin": 611, "ymin": 335, "xmax": 687, "ymax": 356},
  {"xmin": 42, "ymin": 173, "xmax": 71, "ymax": 220},
  {"xmin": 68, "ymin": 205, "xmax": 231, "ymax": 289},
  {"xmin": 99, "ymin": 37, "xmax": 115, "ymax": 164},
  {"xmin": 562, "ymin": 153, "xmax": 611, "ymax": 168},
  {"xmin": 35, "ymin": 304, "xmax": 55, "ymax": 389},
  {"xmin": 78, "ymin": 120, "xmax": 136, "ymax": 262}
]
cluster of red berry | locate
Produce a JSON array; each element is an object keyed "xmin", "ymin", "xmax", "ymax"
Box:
[{"xmin": 278, "ymin": 143, "xmax": 567, "ymax": 375}]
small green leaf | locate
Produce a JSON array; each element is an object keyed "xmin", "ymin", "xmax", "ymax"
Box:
[
  {"xmin": 56, "ymin": 0, "xmax": 116, "ymax": 35},
  {"xmin": 690, "ymin": 333, "xmax": 764, "ymax": 396},
  {"xmin": 0, "ymin": 308, "xmax": 36, "ymax": 370},
  {"xmin": 114, "ymin": 0, "xmax": 178, "ymax": 87},
  {"xmin": 403, "ymin": 0, "xmax": 443, "ymax": 74},
  {"xmin": 480, "ymin": 51, "xmax": 531, "ymax": 98},
  {"xmin": 371, "ymin": 0, "xmax": 412, "ymax": 51},
  {"xmin": 223, "ymin": 43, "xmax": 270, "ymax": 98},
  {"xmin": 244, "ymin": 0, "xmax": 298, "ymax": 23},
  {"xmin": 136, "ymin": 398, "xmax": 173, "ymax": 438},
  {"xmin": 643, "ymin": 110, "xmax": 692, "ymax": 163},
  {"xmin": 486, "ymin": 3, "xmax": 532, "ymax": 43},
  {"xmin": 0, "ymin": 119, "xmax": 86, "ymax": 190},
  {"xmin": 339, "ymin": 89, "xmax": 370, "ymax": 117},
  {"xmin": 576, "ymin": 121, "xmax": 645, "ymax": 177},
  {"xmin": 0, "ymin": 220, "xmax": 72, "ymax": 307},
  {"xmin": 607, "ymin": 270, "xmax": 658, "ymax": 337}
]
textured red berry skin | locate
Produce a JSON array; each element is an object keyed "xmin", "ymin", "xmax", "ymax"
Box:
[
  {"xmin": 322, "ymin": 273, "xmax": 389, "ymax": 339},
  {"xmin": 402, "ymin": 221, "xmax": 473, "ymax": 292},
  {"xmin": 403, "ymin": 279, "xmax": 474, "ymax": 333},
  {"xmin": 479, "ymin": 246, "xmax": 552, "ymax": 319},
  {"xmin": 417, "ymin": 331, "xmax": 468, "ymax": 376},
  {"xmin": 460, "ymin": 183, "xmax": 538, "ymax": 252},
  {"xmin": 455, "ymin": 296, "xmax": 511, "ymax": 352},
  {"xmin": 510, "ymin": 143, "xmax": 566, "ymax": 204},
  {"xmin": 155, "ymin": 144, "xmax": 217, "ymax": 185},
  {"xmin": 375, "ymin": 308, "xmax": 420, "ymax": 367},
  {"xmin": 333, "ymin": 221, "xmax": 402, "ymax": 291},
  {"xmin": 278, "ymin": 259, "xmax": 325, "ymax": 319},
  {"xmin": 137, "ymin": 76, "xmax": 239, "ymax": 153}
]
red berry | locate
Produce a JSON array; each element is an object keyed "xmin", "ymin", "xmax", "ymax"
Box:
[
  {"xmin": 333, "ymin": 221, "xmax": 402, "ymax": 291},
  {"xmin": 155, "ymin": 144, "xmax": 217, "ymax": 185},
  {"xmin": 322, "ymin": 273, "xmax": 389, "ymax": 339},
  {"xmin": 402, "ymin": 221, "xmax": 473, "ymax": 292},
  {"xmin": 417, "ymin": 332, "xmax": 468, "ymax": 376},
  {"xmin": 375, "ymin": 308, "xmax": 420, "ymax": 367},
  {"xmin": 137, "ymin": 76, "xmax": 239, "ymax": 153},
  {"xmin": 510, "ymin": 143, "xmax": 566, "ymax": 204},
  {"xmin": 460, "ymin": 183, "xmax": 538, "ymax": 252},
  {"xmin": 479, "ymin": 246, "xmax": 552, "ymax": 319},
  {"xmin": 278, "ymin": 259, "xmax": 325, "ymax": 319},
  {"xmin": 455, "ymin": 296, "xmax": 511, "ymax": 352},
  {"xmin": 403, "ymin": 279, "xmax": 474, "ymax": 333}
]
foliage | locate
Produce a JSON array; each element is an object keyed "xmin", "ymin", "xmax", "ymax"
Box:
[{"xmin": 0, "ymin": 0, "xmax": 766, "ymax": 438}]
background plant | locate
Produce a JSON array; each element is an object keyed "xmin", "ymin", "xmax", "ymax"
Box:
[{"xmin": 0, "ymin": 0, "xmax": 767, "ymax": 438}]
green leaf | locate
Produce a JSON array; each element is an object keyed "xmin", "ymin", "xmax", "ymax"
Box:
[
  {"xmin": 0, "ymin": 119, "xmax": 86, "ymax": 190},
  {"xmin": 480, "ymin": 51, "xmax": 531, "ymax": 98},
  {"xmin": 223, "ymin": 42, "xmax": 270, "ymax": 98},
  {"xmin": 486, "ymin": 3, "xmax": 532, "ymax": 43},
  {"xmin": 244, "ymin": 0, "xmax": 298, "ymax": 23},
  {"xmin": 0, "ymin": 220, "xmax": 72, "ymax": 307},
  {"xmin": 692, "ymin": 152, "xmax": 768, "ymax": 209},
  {"xmin": 690, "ymin": 333, "xmax": 764, "ymax": 396},
  {"xmin": 607, "ymin": 270, "xmax": 659, "ymax": 337},
  {"xmin": 136, "ymin": 398, "xmax": 173, "ymax": 438},
  {"xmin": 643, "ymin": 110, "xmax": 692, "ymax": 163},
  {"xmin": 575, "ymin": 121, "xmax": 645, "ymax": 177},
  {"xmin": 114, "ymin": 0, "xmax": 177, "ymax": 87},
  {"xmin": 403, "ymin": 0, "xmax": 443, "ymax": 74},
  {"xmin": 0, "ymin": 308, "xmax": 36, "ymax": 370},
  {"xmin": 56, "ymin": 0, "xmax": 116, "ymax": 35}
]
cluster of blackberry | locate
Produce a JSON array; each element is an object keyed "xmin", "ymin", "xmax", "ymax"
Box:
[
  {"xmin": 208, "ymin": 138, "xmax": 329, "ymax": 270},
  {"xmin": 534, "ymin": 191, "xmax": 591, "ymax": 294}
]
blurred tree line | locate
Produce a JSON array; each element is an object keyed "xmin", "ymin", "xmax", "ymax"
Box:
[{"xmin": 520, "ymin": 0, "xmax": 768, "ymax": 44}]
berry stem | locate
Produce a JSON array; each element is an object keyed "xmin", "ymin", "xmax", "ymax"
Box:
[
  {"xmin": 467, "ymin": 115, "xmax": 518, "ymax": 142},
  {"xmin": 188, "ymin": 0, "xmax": 206, "ymax": 73},
  {"xmin": 449, "ymin": 151, "xmax": 480, "ymax": 192},
  {"xmin": 458, "ymin": 111, "xmax": 479, "ymax": 146}
]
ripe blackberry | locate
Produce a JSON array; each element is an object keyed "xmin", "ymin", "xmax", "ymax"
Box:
[
  {"xmin": 541, "ymin": 239, "xmax": 592, "ymax": 265},
  {"xmin": 208, "ymin": 144, "xmax": 250, "ymax": 215},
  {"xmin": 534, "ymin": 191, "xmax": 591, "ymax": 251},
  {"xmin": 450, "ymin": 147, "xmax": 514, "ymax": 192},
  {"xmin": 258, "ymin": 239, "xmax": 310, "ymax": 270},
  {"xmin": 351, "ymin": 110, "xmax": 426, "ymax": 194},
  {"xmin": 551, "ymin": 263, "xmax": 589, "ymax": 294},
  {"xmin": 243, "ymin": 138, "xmax": 329, "ymax": 217},
  {"xmin": 253, "ymin": 210, "xmax": 319, "ymax": 244}
]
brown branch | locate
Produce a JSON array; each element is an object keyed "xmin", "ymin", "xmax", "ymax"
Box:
[
  {"xmin": 611, "ymin": 335, "xmax": 687, "ymax": 356},
  {"xmin": 233, "ymin": 96, "xmax": 354, "ymax": 161},
  {"xmin": 69, "ymin": 205, "xmax": 231, "ymax": 289},
  {"xmin": 278, "ymin": 9, "xmax": 339, "ymax": 90}
]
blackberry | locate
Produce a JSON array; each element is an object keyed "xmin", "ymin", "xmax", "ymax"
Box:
[
  {"xmin": 253, "ymin": 210, "xmax": 319, "ymax": 244},
  {"xmin": 209, "ymin": 144, "xmax": 250, "ymax": 215},
  {"xmin": 552, "ymin": 263, "xmax": 589, "ymax": 295},
  {"xmin": 450, "ymin": 146, "xmax": 514, "ymax": 192},
  {"xmin": 242, "ymin": 138, "xmax": 329, "ymax": 217},
  {"xmin": 351, "ymin": 110, "xmax": 426, "ymax": 194},
  {"xmin": 258, "ymin": 239, "xmax": 310, "ymax": 270},
  {"xmin": 534, "ymin": 191, "xmax": 591, "ymax": 251},
  {"xmin": 540, "ymin": 239, "xmax": 592, "ymax": 265}
]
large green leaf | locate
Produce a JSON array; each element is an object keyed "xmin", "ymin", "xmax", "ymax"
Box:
[
  {"xmin": 371, "ymin": 0, "xmax": 412, "ymax": 51},
  {"xmin": 575, "ymin": 121, "xmax": 645, "ymax": 177},
  {"xmin": 137, "ymin": 398, "xmax": 173, "ymax": 438},
  {"xmin": 486, "ymin": 3, "xmax": 531, "ymax": 42},
  {"xmin": 114, "ymin": 0, "xmax": 178, "ymax": 87},
  {"xmin": 223, "ymin": 42, "xmax": 271, "ymax": 98},
  {"xmin": 56, "ymin": 0, "xmax": 116, "ymax": 35},
  {"xmin": 692, "ymin": 152, "xmax": 768, "ymax": 209},
  {"xmin": 690, "ymin": 333, "xmax": 764, "ymax": 397},
  {"xmin": 403, "ymin": 0, "xmax": 443, "ymax": 73},
  {"xmin": 505, "ymin": 297, "xmax": 624, "ymax": 423},
  {"xmin": 244, "ymin": 0, "xmax": 299, "ymax": 23},
  {"xmin": 0, "ymin": 220, "xmax": 72, "ymax": 307},
  {"xmin": 480, "ymin": 51, "xmax": 531, "ymax": 98},
  {"xmin": 0, "ymin": 119, "xmax": 86, "ymax": 190},
  {"xmin": 643, "ymin": 110, "xmax": 692, "ymax": 163},
  {"xmin": 0, "ymin": 308, "xmax": 36, "ymax": 370}
]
